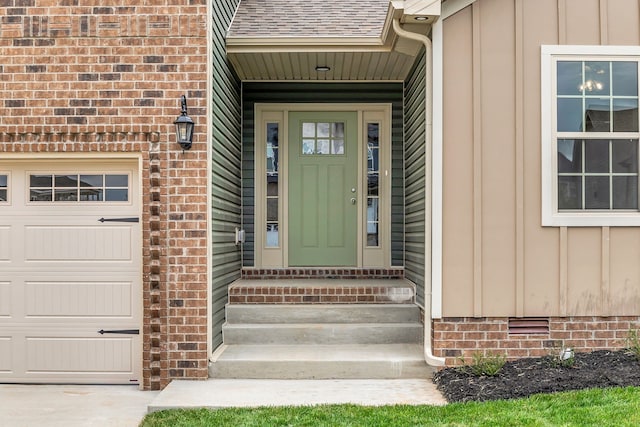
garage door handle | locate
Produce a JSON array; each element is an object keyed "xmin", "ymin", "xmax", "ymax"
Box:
[
  {"xmin": 98, "ymin": 329, "xmax": 140, "ymax": 335},
  {"xmin": 98, "ymin": 217, "xmax": 139, "ymax": 223}
]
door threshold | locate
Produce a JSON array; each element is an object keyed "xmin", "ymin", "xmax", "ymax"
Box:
[{"xmin": 241, "ymin": 268, "xmax": 404, "ymax": 280}]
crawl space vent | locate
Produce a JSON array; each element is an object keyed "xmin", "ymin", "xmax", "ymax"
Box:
[{"xmin": 508, "ymin": 318, "xmax": 550, "ymax": 335}]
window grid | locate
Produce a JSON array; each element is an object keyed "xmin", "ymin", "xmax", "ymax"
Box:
[
  {"xmin": 557, "ymin": 62, "xmax": 640, "ymax": 133},
  {"xmin": 555, "ymin": 57, "xmax": 640, "ymax": 213},
  {"xmin": 301, "ymin": 122, "xmax": 345, "ymax": 156},
  {"xmin": 29, "ymin": 173, "xmax": 129, "ymax": 202},
  {"xmin": 558, "ymin": 139, "xmax": 640, "ymax": 210}
]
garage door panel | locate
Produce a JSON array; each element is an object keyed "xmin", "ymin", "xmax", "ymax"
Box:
[
  {"xmin": 25, "ymin": 226, "xmax": 132, "ymax": 261},
  {"xmin": 0, "ymin": 226, "xmax": 10, "ymax": 261},
  {"xmin": 0, "ymin": 282, "xmax": 10, "ymax": 317},
  {"xmin": 0, "ymin": 159, "xmax": 141, "ymax": 384},
  {"xmin": 25, "ymin": 281, "xmax": 132, "ymax": 317},
  {"xmin": 0, "ymin": 337, "xmax": 11, "ymax": 373},
  {"xmin": 26, "ymin": 337, "xmax": 134, "ymax": 373}
]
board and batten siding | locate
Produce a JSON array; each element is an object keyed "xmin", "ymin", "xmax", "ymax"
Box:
[
  {"xmin": 404, "ymin": 49, "xmax": 427, "ymax": 308},
  {"xmin": 212, "ymin": 0, "xmax": 242, "ymax": 349},
  {"xmin": 242, "ymin": 82, "xmax": 405, "ymax": 267},
  {"xmin": 442, "ymin": 0, "xmax": 640, "ymax": 318}
]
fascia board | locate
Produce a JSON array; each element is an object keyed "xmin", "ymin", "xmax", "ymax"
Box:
[{"xmin": 226, "ymin": 37, "xmax": 396, "ymax": 54}]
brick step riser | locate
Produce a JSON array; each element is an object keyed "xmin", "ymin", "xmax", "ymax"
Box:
[{"xmin": 229, "ymin": 287, "xmax": 415, "ymax": 305}]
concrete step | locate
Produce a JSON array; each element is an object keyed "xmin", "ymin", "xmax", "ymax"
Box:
[
  {"xmin": 222, "ymin": 322, "xmax": 423, "ymax": 345},
  {"xmin": 226, "ymin": 304, "xmax": 421, "ymax": 324},
  {"xmin": 209, "ymin": 344, "xmax": 435, "ymax": 380}
]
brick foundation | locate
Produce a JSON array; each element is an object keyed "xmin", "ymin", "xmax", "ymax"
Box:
[{"xmin": 433, "ymin": 316, "xmax": 640, "ymax": 365}]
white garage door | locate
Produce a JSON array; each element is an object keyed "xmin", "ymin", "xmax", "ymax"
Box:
[{"xmin": 0, "ymin": 159, "xmax": 141, "ymax": 384}]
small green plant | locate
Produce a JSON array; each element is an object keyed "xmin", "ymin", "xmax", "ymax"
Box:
[
  {"xmin": 546, "ymin": 341, "xmax": 575, "ymax": 368},
  {"xmin": 626, "ymin": 328, "xmax": 640, "ymax": 361},
  {"xmin": 458, "ymin": 351, "xmax": 506, "ymax": 376}
]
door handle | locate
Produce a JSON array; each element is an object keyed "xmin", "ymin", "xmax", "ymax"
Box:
[{"xmin": 350, "ymin": 198, "xmax": 356, "ymax": 205}]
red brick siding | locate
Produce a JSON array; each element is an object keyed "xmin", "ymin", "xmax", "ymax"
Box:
[
  {"xmin": 433, "ymin": 316, "xmax": 640, "ymax": 365},
  {"xmin": 0, "ymin": 0, "xmax": 209, "ymax": 390}
]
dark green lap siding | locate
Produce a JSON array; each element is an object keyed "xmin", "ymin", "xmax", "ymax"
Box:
[
  {"xmin": 404, "ymin": 49, "xmax": 427, "ymax": 307},
  {"xmin": 212, "ymin": 0, "xmax": 241, "ymax": 349},
  {"xmin": 242, "ymin": 82, "xmax": 404, "ymax": 267}
]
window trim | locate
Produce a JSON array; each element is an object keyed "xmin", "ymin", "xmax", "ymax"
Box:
[
  {"xmin": 253, "ymin": 103, "xmax": 392, "ymax": 268},
  {"xmin": 542, "ymin": 45, "xmax": 640, "ymax": 226}
]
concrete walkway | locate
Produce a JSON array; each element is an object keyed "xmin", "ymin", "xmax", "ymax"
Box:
[
  {"xmin": 0, "ymin": 379, "xmax": 447, "ymax": 426},
  {"xmin": 148, "ymin": 379, "xmax": 447, "ymax": 412},
  {"xmin": 0, "ymin": 384, "xmax": 159, "ymax": 427}
]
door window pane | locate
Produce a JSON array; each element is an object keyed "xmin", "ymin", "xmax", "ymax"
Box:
[
  {"xmin": 366, "ymin": 123, "xmax": 380, "ymax": 246},
  {"xmin": 266, "ymin": 122, "xmax": 279, "ymax": 247},
  {"xmin": 301, "ymin": 122, "xmax": 346, "ymax": 155},
  {"xmin": 316, "ymin": 139, "xmax": 330, "ymax": 154}
]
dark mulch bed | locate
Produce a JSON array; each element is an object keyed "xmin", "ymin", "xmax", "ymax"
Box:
[{"xmin": 433, "ymin": 350, "xmax": 640, "ymax": 402}]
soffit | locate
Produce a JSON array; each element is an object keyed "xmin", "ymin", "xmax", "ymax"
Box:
[{"xmin": 226, "ymin": 0, "xmax": 436, "ymax": 81}]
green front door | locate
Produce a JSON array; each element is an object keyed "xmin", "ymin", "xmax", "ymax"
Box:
[{"xmin": 288, "ymin": 111, "xmax": 358, "ymax": 266}]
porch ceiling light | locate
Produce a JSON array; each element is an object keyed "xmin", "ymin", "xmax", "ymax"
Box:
[
  {"xmin": 174, "ymin": 95, "xmax": 195, "ymax": 151},
  {"xmin": 414, "ymin": 16, "xmax": 429, "ymax": 21},
  {"xmin": 315, "ymin": 66, "xmax": 331, "ymax": 72}
]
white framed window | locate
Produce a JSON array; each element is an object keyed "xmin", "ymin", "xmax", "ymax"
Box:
[
  {"xmin": 28, "ymin": 173, "xmax": 130, "ymax": 203},
  {"xmin": 542, "ymin": 45, "xmax": 640, "ymax": 226},
  {"xmin": 0, "ymin": 173, "xmax": 9, "ymax": 203}
]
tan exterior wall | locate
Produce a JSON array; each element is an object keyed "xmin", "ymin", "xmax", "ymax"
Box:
[
  {"xmin": 441, "ymin": 0, "xmax": 640, "ymax": 318},
  {"xmin": 0, "ymin": 1, "xmax": 209, "ymax": 390}
]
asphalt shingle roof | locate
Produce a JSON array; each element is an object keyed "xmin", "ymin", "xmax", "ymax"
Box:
[{"xmin": 228, "ymin": 0, "xmax": 390, "ymax": 38}]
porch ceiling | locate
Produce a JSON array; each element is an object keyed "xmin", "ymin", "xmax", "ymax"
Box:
[{"xmin": 226, "ymin": 0, "xmax": 439, "ymax": 81}]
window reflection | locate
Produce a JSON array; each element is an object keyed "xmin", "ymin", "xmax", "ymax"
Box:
[
  {"xmin": 301, "ymin": 122, "xmax": 346, "ymax": 155},
  {"xmin": 0, "ymin": 174, "xmax": 7, "ymax": 202},
  {"xmin": 557, "ymin": 60, "xmax": 639, "ymax": 133},
  {"xmin": 557, "ymin": 139, "xmax": 639, "ymax": 210},
  {"xmin": 367, "ymin": 123, "xmax": 380, "ymax": 246},
  {"xmin": 266, "ymin": 122, "xmax": 279, "ymax": 247},
  {"xmin": 29, "ymin": 173, "xmax": 129, "ymax": 202}
]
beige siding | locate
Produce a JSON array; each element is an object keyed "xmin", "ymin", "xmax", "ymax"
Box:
[{"xmin": 442, "ymin": 0, "xmax": 640, "ymax": 317}]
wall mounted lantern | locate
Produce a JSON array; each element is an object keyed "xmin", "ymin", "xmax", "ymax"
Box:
[{"xmin": 174, "ymin": 95, "xmax": 194, "ymax": 150}]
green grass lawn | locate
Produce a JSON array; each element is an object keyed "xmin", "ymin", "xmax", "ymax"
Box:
[{"xmin": 141, "ymin": 386, "xmax": 640, "ymax": 427}]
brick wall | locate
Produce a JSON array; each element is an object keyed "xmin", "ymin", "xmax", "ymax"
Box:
[
  {"xmin": 0, "ymin": 0, "xmax": 209, "ymax": 390},
  {"xmin": 433, "ymin": 316, "xmax": 640, "ymax": 365}
]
